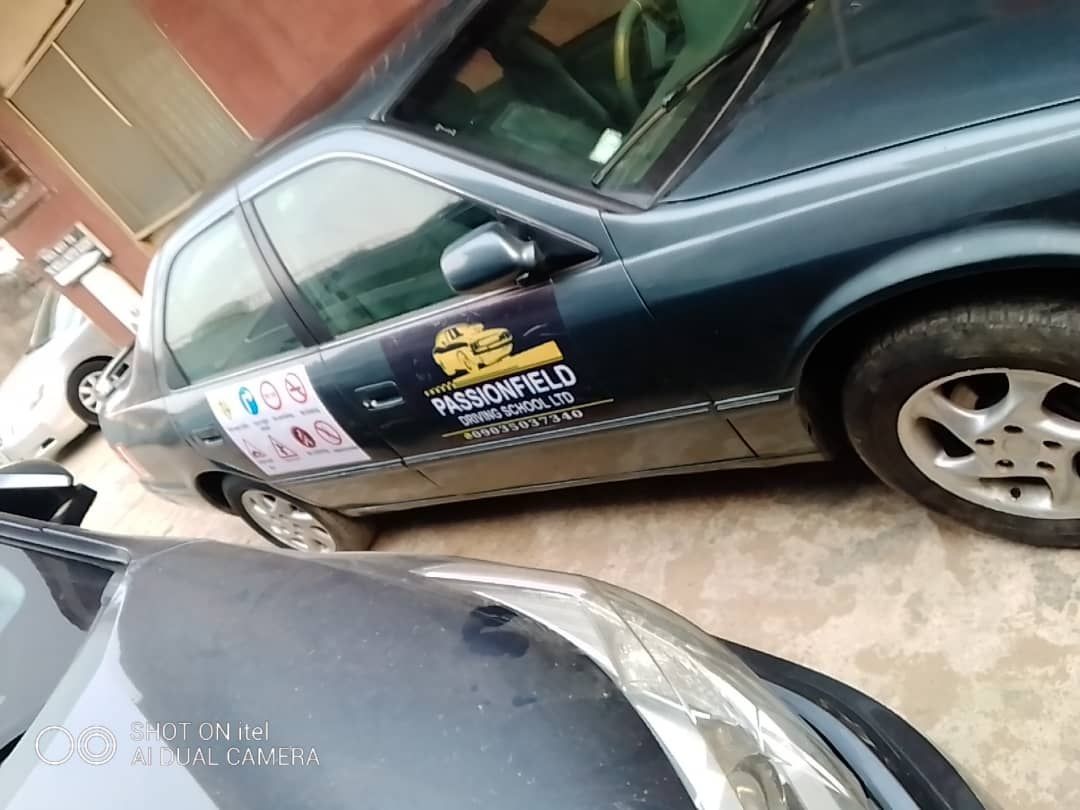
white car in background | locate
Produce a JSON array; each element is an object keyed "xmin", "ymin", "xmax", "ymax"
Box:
[{"xmin": 0, "ymin": 290, "xmax": 121, "ymax": 460}]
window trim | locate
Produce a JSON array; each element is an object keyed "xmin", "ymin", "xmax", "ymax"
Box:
[
  {"xmin": 242, "ymin": 151, "xmax": 602, "ymax": 347},
  {"xmin": 157, "ymin": 209, "xmax": 314, "ymax": 391},
  {"xmin": 239, "ymin": 149, "xmax": 603, "ymax": 252},
  {"xmin": 238, "ymin": 200, "xmax": 334, "ymax": 346},
  {"xmin": 377, "ymin": 123, "xmax": 650, "ymax": 212}
]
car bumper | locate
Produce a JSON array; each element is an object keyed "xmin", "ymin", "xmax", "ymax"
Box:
[
  {"xmin": 0, "ymin": 398, "xmax": 85, "ymax": 462},
  {"xmin": 730, "ymin": 643, "xmax": 996, "ymax": 810}
]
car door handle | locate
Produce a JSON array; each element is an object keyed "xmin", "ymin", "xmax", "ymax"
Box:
[
  {"xmin": 191, "ymin": 428, "xmax": 224, "ymax": 447},
  {"xmin": 355, "ymin": 381, "xmax": 404, "ymax": 411}
]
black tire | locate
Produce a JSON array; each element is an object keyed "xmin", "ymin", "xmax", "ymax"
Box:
[
  {"xmin": 66, "ymin": 358, "xmax": 110, "ymax": 426},
  {"xmin": 842, "ymin": 297, "xmax": 1080, "ymax": 548},
  {"xmin": 221, "ymin": 476, "xmax": 377, "ymax": 552}
]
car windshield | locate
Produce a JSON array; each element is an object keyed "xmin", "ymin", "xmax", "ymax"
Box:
[
  {"xmin": 393, "ymin": 0, "xmax": 761, "ymax": 194},
  {"xmin": 0, "ymin": 544, "xmax": 112, "ymax": 763},
  {"xmin": 26, "ymin": 291, "xmax": 84, "ymax": 353}
]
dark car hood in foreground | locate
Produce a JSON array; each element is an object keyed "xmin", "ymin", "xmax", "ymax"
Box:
[
  {"xmin": 0, "ymin": 541, "xmax": 693, "ymax": 810},
  {"xmin": 671, "ymin": 0, "xmax": 1080, "ymax": 200},
  {"xmin": 0, "ymin": 529, "xmax": 990, "ymax": 810}
]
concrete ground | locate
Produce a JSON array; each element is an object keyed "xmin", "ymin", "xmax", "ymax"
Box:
[{"xmin": 61, "ymin": 429, "xmax": 1079, "ymax": 810}]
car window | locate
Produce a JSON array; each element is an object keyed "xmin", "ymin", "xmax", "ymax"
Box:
[
  {"xmin": 26, "ymin": 292, "xmax": 58, "ymax": 352},
  {"xmin": 392, "ymin": 0, "xmax": 759, "ymax": 193},
  {"xmin": 163, "ymin": 215, "xmax": 302, "ymax": 385},
  {"xmin": 253, "ymin": 159, "xmax": 493, "ymax": 339},
  {"xmin": 26, "ymin": 291, "xmax": 84, "ymax": 352},
  {"xmin": 51, "ymin": 295, "xmax": 85, "ymax": 336},
  {"xmin": 0, "ymin": 545, "xmax": 112, "ymax": 759}
]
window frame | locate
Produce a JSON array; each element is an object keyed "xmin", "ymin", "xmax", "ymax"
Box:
[
  {"xmin": 378, "ymin": 0, "xmax": 793, "ymax": 208},
  {"xmin": 156, "ymin": 209, "xmax": 316, "ymax": 391},
  {"xmin": 242, "ymin": 151, "xmax": 600, "ymax": 350}
]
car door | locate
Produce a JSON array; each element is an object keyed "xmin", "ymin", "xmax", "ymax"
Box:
[
  {"xmin": 155, "ymin": 205, "xmax": 441, "ymax": 508},
  {"xmin": 239, "ymin": 129, "xmax": 751, "ymax": 500}
]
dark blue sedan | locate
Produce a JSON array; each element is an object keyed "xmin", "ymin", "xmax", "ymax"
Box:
[{"xmin": 102, "ymin": 0, "xmax": 1080, "ymax": 550}]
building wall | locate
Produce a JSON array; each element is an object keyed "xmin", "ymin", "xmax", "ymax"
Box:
[
  {"xmin": 0, "ymin": 0, "xmax": 424, "ymax": 343},
  {"xmin": 0, "ymin": 268, "xmax": 46, "ymax": 379},
  {"xmin": 0, "ymin": 105, "xmax": 147, "ymax": 344},
  {"xmin": 142, "ymin": 0, "xmax": 427, "ymax": 140},
  {"xmin": 0, "ymin": 0, "xmax": 67, "ymax": 87}
]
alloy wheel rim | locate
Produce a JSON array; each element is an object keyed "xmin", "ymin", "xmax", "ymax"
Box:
[
  {"xmin": 78, "ymin": 370, "xmax": 104, "ymax": 414},
  {"xmin": 239, "ymin": 490, "xmax": 335, "ymax": 551},
  {"xmin": 897, "ymin": 367, "xmax": 1080, "ymax": 519}
]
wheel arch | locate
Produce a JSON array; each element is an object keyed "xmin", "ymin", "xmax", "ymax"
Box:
[
  {"xmin": 194, "ymin": 470, "xmax": 235, "ymax": 514},
  {"xmin": 68, "ymin": 355, "xmax": 115, "ymax": 381},
  {"xmin": 793, "ymin": 225, "xmax": 1080, "ymax": 454}
]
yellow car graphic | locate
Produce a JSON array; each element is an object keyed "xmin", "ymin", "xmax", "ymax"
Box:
[{"xmin": 433, "ymin": 323, "xmax": 514, "ymax": 377}]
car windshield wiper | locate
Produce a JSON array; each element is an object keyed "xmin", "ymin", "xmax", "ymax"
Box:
[{"xmin": 592, "ymin": 0, "xmax": 812, "ymax": 187}]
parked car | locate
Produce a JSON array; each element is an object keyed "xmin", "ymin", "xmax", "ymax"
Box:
[
  {"xmin": 0, "ymin": 461, "xmax": 994, "ymax": 810},
  {"xmin": 101, "ymin": 0, "xmax": 1080, "ymax": 550},
  {"xmin": 0, "ymin": 289, "xmax": 120, "ymax": 461}
]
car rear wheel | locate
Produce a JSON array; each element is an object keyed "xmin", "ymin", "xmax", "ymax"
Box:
[
  {"xmin": 842, "ymin": 297, "xmax": 1080, "ymax": 547},
  {"xmin": 66, "ymin": 358, "xmax": 110, "ymax": 426},
  {"xmin": 221, "ymin": 476, "xmax": 376, "ymax": 552}
]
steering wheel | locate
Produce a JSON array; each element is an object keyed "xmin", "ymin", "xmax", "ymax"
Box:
[{"xmin": 614, "ymin": 0, "xmax": 676, "ymax": 118}]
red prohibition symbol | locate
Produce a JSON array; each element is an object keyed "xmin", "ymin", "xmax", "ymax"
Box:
[
  {"xmin": 313, "ymin": 420, "xmax": 343, "ymax": 446},
  {"xmin": 260, "ymin": 381, "xmax": 281, "ymax": 410},
  {"xmin": 291, "ymin": 425, "xmax": 317, "ymax": 449},
  {"xmin": 284, "ymin": 372, "xmax": 308, "ymax": 404}
]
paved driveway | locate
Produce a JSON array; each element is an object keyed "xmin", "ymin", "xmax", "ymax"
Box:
[{"xmin": 61, "ymin": 429, "xmax": 1080, "ymax": 810}]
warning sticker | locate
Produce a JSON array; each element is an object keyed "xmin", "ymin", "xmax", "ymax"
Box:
[{"xmin": 206, "ymin": 364, "xmax": 370, "ymax": 475}]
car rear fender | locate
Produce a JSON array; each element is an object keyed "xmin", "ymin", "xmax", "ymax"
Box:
[{"xmin": 788, "ymin": 221, "xmax": 1080, "ymax": 380}]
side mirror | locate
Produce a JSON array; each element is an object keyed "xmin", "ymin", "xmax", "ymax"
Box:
[
  {"xmin": 441, "ymin": 222, "xmax": 541, "ymax": 293},
  {"xmin": 0, "ymin": 461, "xmax": 96, "ymax": 526}
]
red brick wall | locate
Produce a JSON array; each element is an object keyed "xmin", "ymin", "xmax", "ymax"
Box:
[
  {"xmin": 0, "ymin": 0, "xmax": 427, "ymax": 342},
  {"xmin": 142, "ymin": 0, "xmax": 427, "ymax": 140},
  {"xmin": 0, "ymin": 105, "xmax": 147, "ymax": 344}
]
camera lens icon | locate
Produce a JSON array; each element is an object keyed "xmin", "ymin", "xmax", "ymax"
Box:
[
  {"xmin": 35, "ymin": 725, "xmax": 117, "ymax": 766},
  {"xmin": 78, "ymin": 726, "xmax": 118, "ymax": 765}
]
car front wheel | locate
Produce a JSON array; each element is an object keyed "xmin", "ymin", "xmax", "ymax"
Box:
[
  {"xmin": 842, "ymin": 297, "xmax": 1080, "ymax": 547},
  {"xmin": 221, "ymin": 476, "xmax": 376, "ymax": 552}
]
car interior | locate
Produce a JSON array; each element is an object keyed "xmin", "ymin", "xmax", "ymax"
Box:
[
  {"xmin": 295, "ymin": 202, "xmax": 491, "ymax": 336},
  {"xmin": 253, "ymin": 164, "xmax": 495, "ymax": 338},
  {"xmin": 26, "ymin": 290, "xmax": 86, "ymax": 354},
  {"xmin": 393, "ymin": 0, "xmax": 759, "ymax": 187}
]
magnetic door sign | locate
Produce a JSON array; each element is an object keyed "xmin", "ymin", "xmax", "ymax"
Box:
[
  {"xmin": 206, "ymin": 364, "xmax": 370, "ymax": 475},
  {"xmin": 384, "ymin": 286, "xmax": 614, "ymax": 443}
]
